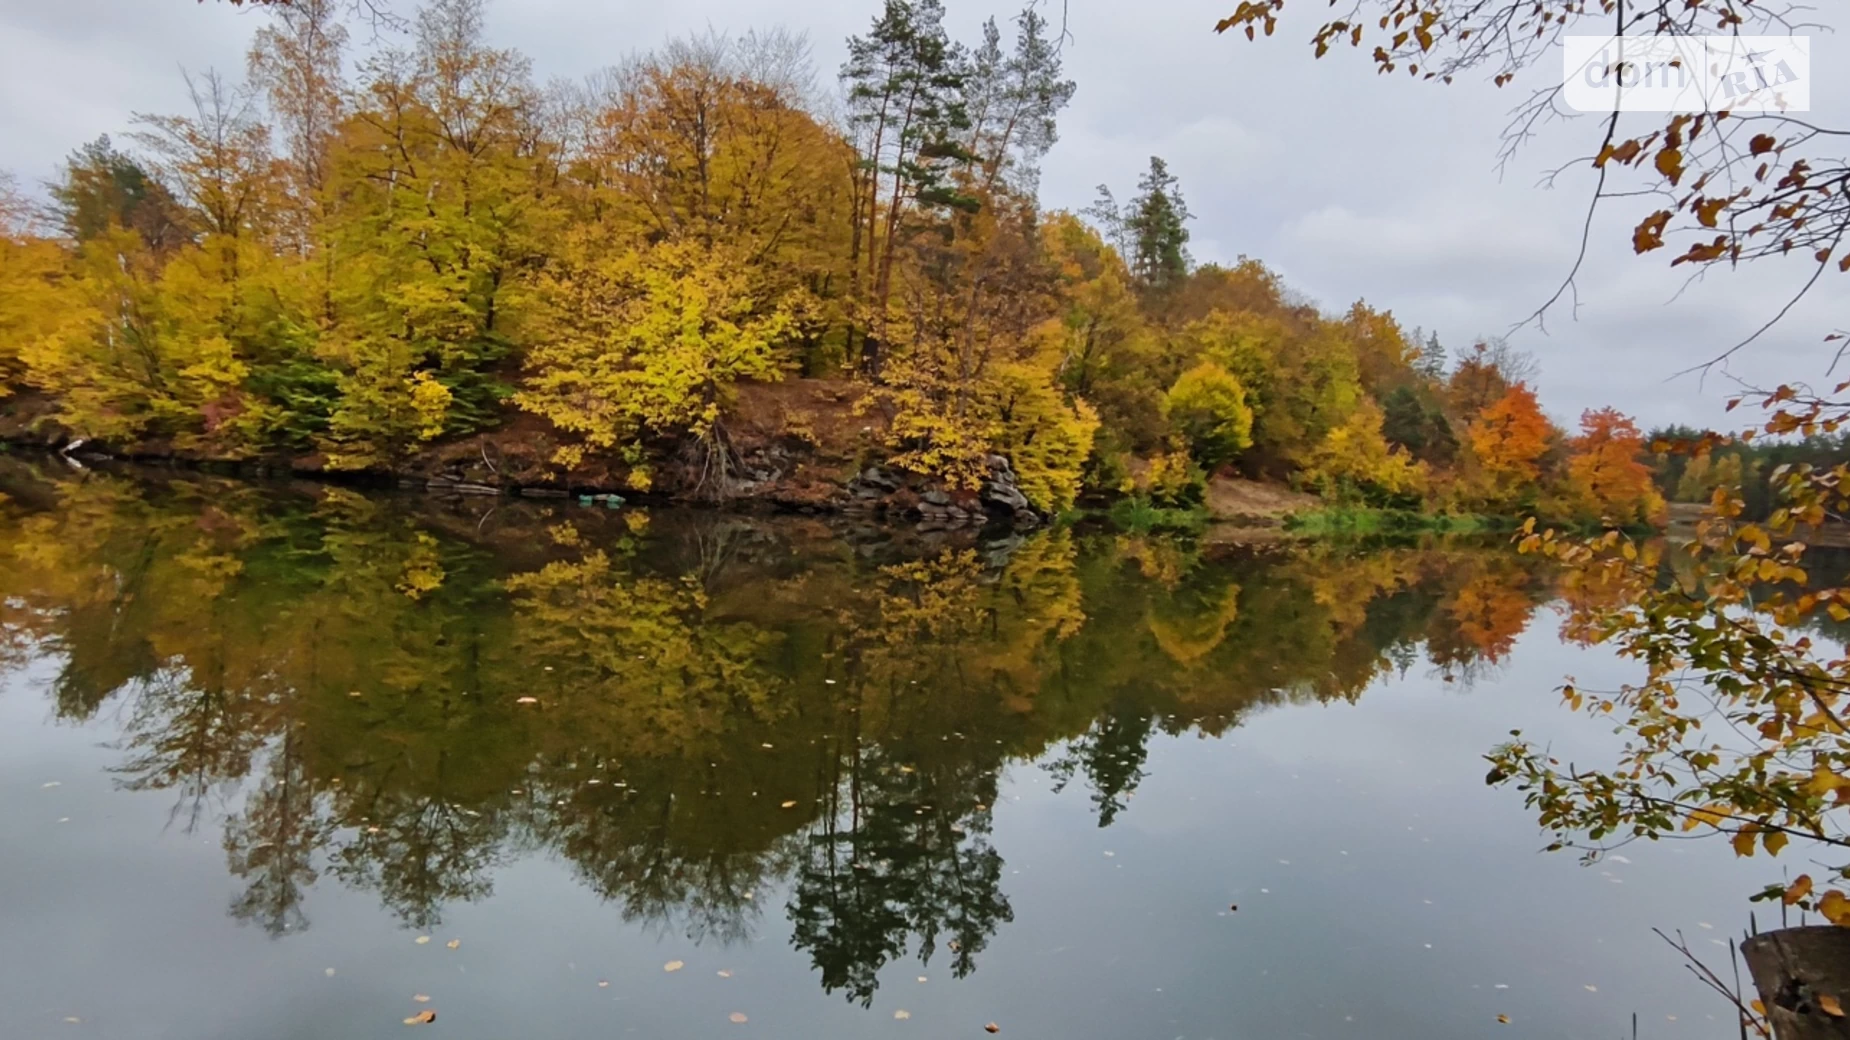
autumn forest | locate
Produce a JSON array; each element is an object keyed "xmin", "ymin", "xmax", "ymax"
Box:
[{"xmin": 0, "ymin": 0, "xmax": 1667, "ymax": 525}]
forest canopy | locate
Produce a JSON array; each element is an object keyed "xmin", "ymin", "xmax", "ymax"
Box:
[{"xmin": 0, "ymin": 0, "xmax": 1655, "ymax": 523}]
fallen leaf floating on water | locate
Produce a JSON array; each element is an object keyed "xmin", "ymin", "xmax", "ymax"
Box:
[
  {"xmin": 597, "ymin": 981, "xmax": 609, "ymax": 989},
  {"xmin": 403, "ymin": 1011, "xmax": 437, "ymax": 1026},
  {"xmin": 729, "ymin": 1013, "xmax": 748, "ymax": 1024},
  {"xmin": 1496, "ymin": 1014, "xmax": 1510, "ymax": 1024},
  {"xmin": 1228, "ymin": 904, "xmax": 1238, "ymax": 911},
  {"xmin": 894, "ymin": 1010, "xmax": 911, "ymax": 1020},
  {"xmin": 717, "ymin": 971, "xmax": 733, "ymax": 978},
  {"xmin": 325, "ymin": 968, "xmax": 336, "ymax": 977},
  {"xmin": 414, "ymin": 936, "xmax": 431, "ymax": 945},
  {"xmin": 63, "ymin": 1018, "xmax": 81, "ymax": 1024},
  {"xmin": 664, "ymin": 960, "xmax": 685, "ymax": 973},
  {"xmin": 1821, "ymin": 994, "xmax": 1845, "ymax": 1018},
  {"xmin": 1583, "ymin": 985, "xmax": 1598, "ymax": 993},
  {"xmin": 413, "ymin": 994, "xmax": 431, "ymax": 1003},
  {"xmin": 516, "ymin": 697, "xmax": 539, "ymax": 705},
  {"xmin": 780, "ymin": 801, "xmax": 798, "ymax": 809},
  {"xmin": 984, "ymin": 1022, "xmax": 1000, "ymax": 1033},
  {"xmin": 446, "ymin": 940, "xmax": 460, "ymax": 950},
  {"xmin": 917, "ymin": 977, "xmax": 928, "ymax": 983}
]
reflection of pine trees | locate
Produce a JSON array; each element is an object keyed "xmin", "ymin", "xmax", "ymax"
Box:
[
  {"xmin": 1047, "ymin": 703, "xmax": 1153, "ymax": 828},
  {"xmin": 112, "ymin": 668, "xmax": 274, "ymax": 832},
  {"xmin": 789, "ymin": 746, "xmax": 1011, "ymax": 1006},
  {"xmin": 328, "ymin": 785, "xmax": 506, "ymax": 931},
  {"xmin": 527, "ymin": 768, "xmax": 783, "ymax": 946},
  {"xmin": 0, "ymin": 466, "xmax": 1561, "ymax": 993},
  {"xmin": 224, "ymin": 731, "xmax": 327, "ymax": 936}
]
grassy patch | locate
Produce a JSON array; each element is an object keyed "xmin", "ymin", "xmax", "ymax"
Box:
[{"xmin": 1104, "ymin": 496, "xmax": 1209, "ymax": 534}]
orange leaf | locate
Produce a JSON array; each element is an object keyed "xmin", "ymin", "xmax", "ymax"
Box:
[
  {"xmin": 1785, "ymin": 875, "xmax": 1814, "ymax": 904},
  {"xmin": 1673, "ymin": 237, "xmax": 1730, "ymax": 266},
  {"xmin": 1819, "ymin": 890, "xmax": 1850, "ymax": 925},
  {"xmin": 404, "ymin": 1011, "xmax": 437, "ymax": 1026},
  {"xmin": 1655, "ymin": 147, "xmax": 1685, "ymax": 185},
  {"xmin": 1634, "ymin": 211, "xmax": 1672, "ymax": 253},
  {"xmin": 1821, "ymin": 994, "xmax": 1845, "ymax": 1017}
]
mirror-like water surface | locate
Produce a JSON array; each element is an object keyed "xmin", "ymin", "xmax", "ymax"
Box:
[{"xmin": 0, "ymin": 461, "xmax": 1766, "ymax": 1039}]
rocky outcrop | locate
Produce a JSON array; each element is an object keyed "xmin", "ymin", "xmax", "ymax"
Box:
[
  {"xmin": 0, "ymin": 382, "xmax": 1045, "ymax": 528},
  {"xmin": 840, "ymin": 454, "xmax": 1041, "ymax": 531}
]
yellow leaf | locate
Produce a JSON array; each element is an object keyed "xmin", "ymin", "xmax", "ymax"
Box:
[
  {"xmin": 1821, "ymin": 994, "xmax": 1845, "ymax": 1017},
  {"xmin": 1732, "ymin": 827, "xmax": 1759, "ymax": 857},
  {"xmin": 729, "ymin": 1013, "xmax": 749, "ymax": 1024},
  {"xmin": 1496, "ymin": 1014, "xmax": 1511, "ymax": 1024},
  {"xmin": 664, "ymin": 960, "xmax": 685, "ymax": 972},
  {"xmin": 446, "ymin": 939, "xmax": 460, "ymax": 950},
  {"xmin": 413, "ymin": 994, "xmax": 431, "ymax": 1003},
  {"xmin": 414, "ymin": 936, "xmax": 431, "ymax": 945},
  {"xmin": 895, "ymin": 1010, "xmax": 912, "ymax": 1020},
  {"xmin": 404, "ymin": 1011, "xmax": 437, "ymax": 1026},
  {"xmin": 780, "ymin": 800, "xmax": 798, "ymax": 809}
]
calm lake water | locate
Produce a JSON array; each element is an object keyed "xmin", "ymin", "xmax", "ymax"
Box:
[{"xmin": 0, "ymin": 461, "xmax": 1774, "ymax": 1040}]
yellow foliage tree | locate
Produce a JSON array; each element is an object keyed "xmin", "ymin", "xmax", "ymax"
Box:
[
  {"xmin": 1163, "ymin": 360, "xmax": 1254, "ymax": 470},
  {"xmin": 517, "ymin": 236, "xmax": 795, "ymax": 484},
  {"xmin": 1303, "ymin": 397, "xmax": 1426, "ymax": 503}
]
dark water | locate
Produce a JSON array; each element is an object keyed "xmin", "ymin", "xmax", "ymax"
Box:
[{"xmin": 0, "ymin": 461, "xmax": 1767, "ymax": 1040}]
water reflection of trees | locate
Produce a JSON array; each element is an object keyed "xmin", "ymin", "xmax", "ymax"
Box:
[{"xmin": 0, "ymin": 463, "xmax": 1553, "ymax": 1000}]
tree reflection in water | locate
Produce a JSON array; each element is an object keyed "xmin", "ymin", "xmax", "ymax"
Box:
[{"xmin": 0, "ymin": 460, "xmax": 1551, "ymax": 1000}]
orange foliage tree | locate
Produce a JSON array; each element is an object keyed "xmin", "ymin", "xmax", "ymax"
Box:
[
  {"xmin": 1464, "ymin": 384, "xmax": 1552, "ymax": 508},
  {"xmin": 1557, "ymin": 408, "xmax": 1666, "ymax": 527}
]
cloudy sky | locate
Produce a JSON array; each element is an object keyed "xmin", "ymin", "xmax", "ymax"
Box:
[{"xmin": 2, "ymin": 0, "xmax": 1843, "ymax": 431}]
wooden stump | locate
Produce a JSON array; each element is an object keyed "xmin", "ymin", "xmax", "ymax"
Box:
[{"xmin": 1742, "ymin": 927, "xmax": 1850, "ymax": 1040}]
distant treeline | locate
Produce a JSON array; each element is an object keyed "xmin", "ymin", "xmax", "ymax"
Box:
[{"xmin": 1648, "ymin": 427, "xmax": 1850, "ymax": 521}]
